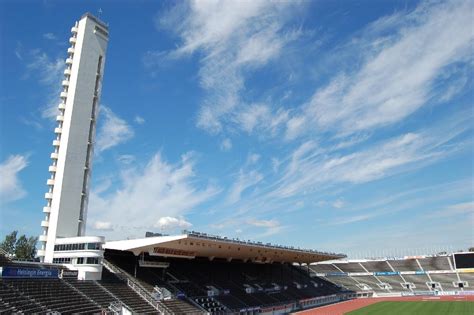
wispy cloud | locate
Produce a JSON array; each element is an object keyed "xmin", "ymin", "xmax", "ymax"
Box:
[
  {"xmin": 117, "ymin": 154, "xmax": 136, "ymax": 165},
  {"xmin": 206, "ymin": 110, "xmax": 471, "ymax": 239},
  {"xmin": 88, "ymin": 152, "xmax": 219, "ymax": 239},
  {"xmin": 155, "ymin": 0, "xmax": 299, "ymax": 134},
  {"xmin": 0, "ymin": 155, "xmax": 28, "ymax": 204},
  {"xmin": 43, "ymin": 33, "xmax": 56, "ymax": 40},
  {"xmin": 227, "ymin": 169, "xmax": 263, "ymax": 204},
  {"xmin": 23, "ymin": 49, "xmax": 64, "ymax": 121},
  {"xmin": 272, "ymin": 112, "xmax": 471, "ymax": 199},
  {"xmin": 134, "ymin": 115, "xmax": 145, "ymax": 125},
  {"xmin": 427, "ymin": 201, "xmax": 474, "ymax": 219},
  {"xmin": 96, "ymin": 106, "xmax": 134, "ymax": 153},
  {"xmin": 246, "ymin": 218, "xmax": 286, "ymax": 238},
  {"xmin": 286, "ymin": 0, "xmax": 474, "ymax": 138},
  {"xmin": 220, "ymin": 138, "xmax": 232, "ymax": 151}
]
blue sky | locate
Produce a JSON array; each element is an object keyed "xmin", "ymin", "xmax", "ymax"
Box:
[{"xmin": 0, "ymin": 0, "xmax": 473, "ymax": 258}]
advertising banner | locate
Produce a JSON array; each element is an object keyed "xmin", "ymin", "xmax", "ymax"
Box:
[
  {"xmin": 427, "ymin": 270, "xmax": 455, "ymax": 274},
  {"xmin": 326, "ymin": 272, "xmax": 347, "ymax": 276},
  {"xmin": 2, "ymin": 267, "xmax": 59, "ymax": 279},
  {"xmin": 374, "ymin": 271, "xmax": 400, "ymax": 276},
  {"xmin": 349, "ymin": 272, "xmax": 371, "ymax": 276},
  {"xmin": 61, "ymin": 269, "xmax": 79, "ymax": 279},
  {"xmin": 149, "ymin": 247, "xmax": 196, "ymax": 259}
]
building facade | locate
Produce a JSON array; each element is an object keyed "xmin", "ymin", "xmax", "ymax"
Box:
[{"xmin": 37, "ymin": 13, "xmax": 108, "ymax": 279}]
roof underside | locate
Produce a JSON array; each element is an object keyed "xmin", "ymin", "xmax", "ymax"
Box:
[{"xmin": 104, "ymin": 234, "xmax": 344, "ymax": 264}]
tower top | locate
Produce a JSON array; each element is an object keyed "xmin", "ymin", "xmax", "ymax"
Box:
[{"xmin": 81, "ymin": 12, "xmax": 108, "ymax": 29}]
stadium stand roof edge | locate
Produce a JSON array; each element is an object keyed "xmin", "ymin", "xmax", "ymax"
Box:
[{"xmin": 104, "ymin": 231, "xmax": 346, "ymax": 264}]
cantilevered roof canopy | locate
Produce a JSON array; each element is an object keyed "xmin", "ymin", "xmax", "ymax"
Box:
[{"xmin": 104, "ymin": 231, "xmax": 345, "ymax": 264}]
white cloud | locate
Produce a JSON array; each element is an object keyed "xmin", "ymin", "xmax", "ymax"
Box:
[
  {"xmin": 134, "ymin": 115, "xmax": 145, "ymax": 125},
  {"xmin": 0, "ymin": 155, "xmax": 28, "ymax": 204},
  {"xmin": 271, "ymin": 110, "xmax": 471, "ymax": 199},
  {"xmin": 117, "ymin": 155, "xmax": 136, "ymax": 164},
  {"xmin": 332, "ymin": 199, "xmax": 345, "ymax": 209},
  {"xmin": 271, "ymin": 158, "xmax": 281, "ymax": 173},
  {"xmin": 236, "ymin": 104, "xmax": 271, "ymax": 134},
  {"xmin": 15, "ymin": 42, "xmax": 23, "ymax": 60},
  {"xmin": 154, "ymin": 216, "xmax": 192, "ymax": 231},
  {"xmin": 284, "ymin": 115, "xmax": 307, "ymax": 140},
  {"xmin": 220, "ymin": 138, "xmax": 232, "ymax": 151},
  {"xmin": 427, "ymin": 201, "xmax": 474, "ymax": 219},
  {"xmin": 247, "ymin": 153, "xmax": 261, "ymax": 165},
  {"xmin": 88, "ymin": 152, "xmax": 219, "ymax": 239},
  {"xmin": 156, "ymin": 1, "xmax": 298, "ymax": 134},
  {"xmin": 290, "ymin": 0, "xmax": 474, "ymax": 138},
  {"xmin": 96, "ymin": 106, "xmax": 134, "ymax": 153},
  {"xmin": 246, "ymin": 218, "xmax": 285, "ymax": 237},
  {"xmin": 43, "ymin": 33, "xmax": 56, "ymax": 40},
  {"xmin": 246, "ymin": 218, "xmax": 279, "ymax": 228},
  {"xmin": 93, "ymin": 221, "xmax": 113, "ymax": 231},
  {"xmin": 227, "ymin": 169, "xmax": 263, "ymax": 204},
  {"xmin": 327, "ymin": 213, "xmax": 375, "ymax": 226},
  {"xmin": 25, "ymin": 50, "xmax": 64, "ymax": 120}
]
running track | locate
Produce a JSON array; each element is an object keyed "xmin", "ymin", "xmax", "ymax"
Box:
[{"xmin": 293, "ymin": 295, "xmax": 474, "ymax": 315}]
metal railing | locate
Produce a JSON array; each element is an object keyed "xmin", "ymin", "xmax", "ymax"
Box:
[
  {"xmin": 102, "ymin": 259, "xmax": 173, "ymax": 314},
  {"xmin": 127, "ymin": 279, "xmax": 173, "ymax": 314},
  {"xmin": 108, "ymin": 301, "xmax": 123, "ymax": 314}
]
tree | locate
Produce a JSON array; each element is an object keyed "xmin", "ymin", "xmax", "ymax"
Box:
[
  {"xmin": 0, "ymin": 230, "xmax": 17, "ymax": 256},
  {"xmin": 15, "ymin": 235, "xmax": 37, "ymax": 260},
  {"xmin": 0, "ymin": 231, "xmax": 37, "ymax": 260}
]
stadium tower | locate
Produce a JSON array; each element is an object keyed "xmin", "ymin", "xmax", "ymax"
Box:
[{"xmin": 37, "ymin": 13, "xmax": 108, "ymax": 278}]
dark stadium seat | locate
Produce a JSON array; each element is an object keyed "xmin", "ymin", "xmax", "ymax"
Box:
[
  {"xmin": 99, "ymin": 268, "xmax": 159, "ymax": 314},
  {"xmin": 66, "ymin": 278, "xmax": 119, "ymax": 309},
  {"xmin": 360, "ymin": 261, "xmax": 392, "ymax": 272},
  {"xmin": 418, "ymin": 256, "xmax": 452, "ymax": 271},
  {"xmin": 1, "ymin": 278, "xmax": 101, "ymax": 313}
]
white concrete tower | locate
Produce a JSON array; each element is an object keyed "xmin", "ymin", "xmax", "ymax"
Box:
[{"xmin": 37, "ymin": 13, "xmax": 108, "ymax": 269}]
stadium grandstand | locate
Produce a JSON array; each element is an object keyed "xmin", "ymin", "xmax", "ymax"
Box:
[
  {"xmin": 309, "ymin": 252, "xmax": 474, "ymax": 298},
  {"xmin": 1, "ymin": 231, "xmax": 354, "ymax": 314}
]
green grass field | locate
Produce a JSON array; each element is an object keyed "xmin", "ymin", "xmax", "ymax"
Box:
[{"xmin": 346, "ymin": 301, "xmax": 474, "ymax": 315}]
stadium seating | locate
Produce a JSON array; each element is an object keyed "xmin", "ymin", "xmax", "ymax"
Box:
[
  {"xmin": 418, "ymin": 256, "xmax": 452, "ymax": 271},
  {"xmin": 0, "ymin": 279, "xmax": 47, "ymax": 313},
  {"xmin": 387, "ymin": 259, "xmax": 421, "ymax": 272},
  {"xmin": 162, "ymin": 298, "xmax": 208, "ymax": 314},
  {"xmin": 375, "ymin": 275, "xmax": 408, "ymax": 291},
  {"xmin": 429, "ymin": 273, "xmax": 459, "ymax": 290},
  {"xmin": 99, "ymin": 268, "xmax": 159, "ymax": 313},
  {"xmin": 322, "ymin": 275, "xmax": 360, "ymax": 292},
  {"xmin": 1, "ymin": 278, "xmax": 101, "ymax": 313},
  {"xmin": 351, "ymin": 276, "xmax": 388, "ymax": 293},
  {"xmin": 307, "ymin": 263, "xmax": 341, "ymax": 273},
  {"xmin": 104, "ymin": 249, "xmax": 345, "ymax": 312},
  {"xmin": 459, "ymin": 272, "xmax": 474, "ymax": 285},
  {"xmin": 399, "ymin": 273, "xmax": 431, "ymax": 290},
  {"xmin": 66, "ymin": 278, "xmax": 119, "ymax": 309},
  {"xmin": 311, "ymin": 254, "xmax": 474, "ymax": 297},
  {"xmin": 360, "ymin": 261, "xmax": 392, "ymax": 272},
  {"xmin": 333, "ymin": 262, "xmax": 366, "ymax": 273}
]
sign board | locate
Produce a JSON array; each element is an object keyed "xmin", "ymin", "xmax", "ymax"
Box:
[
  {"xmin": 61, "ymin": 269, "xmax": 79, "ymax": 279},
  {"xmin": 149, "ymin": 247, "xmax": 196, "ymax": 259},
  {"xmin": 374, "ymin": 271, "xmax": 400, "ymax": 276},
  {"xmin": 1, "ymin": 267, "xmax": 59, "ymax": 279}
]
